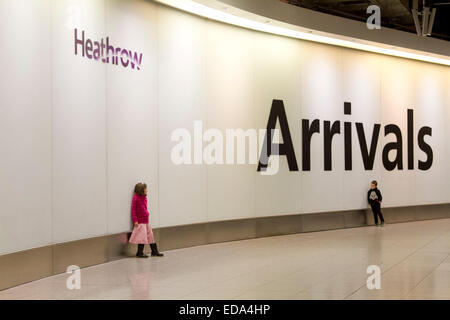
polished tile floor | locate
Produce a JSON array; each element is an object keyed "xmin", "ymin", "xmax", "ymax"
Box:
[{"xmin": 1, "ymin": 218, "xmax": 450, "ymax": 300}]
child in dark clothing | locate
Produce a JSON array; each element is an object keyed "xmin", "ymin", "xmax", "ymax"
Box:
[{"xmin": 367, "ymin": 180, "xmax": 385, "ymax": 226}]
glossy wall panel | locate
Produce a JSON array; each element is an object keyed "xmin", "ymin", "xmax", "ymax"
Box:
[
  {"xmin": 51, "ymin": 0, "xmax": 108, "ymax": 243},
  {"xmin": 253, "ymin": 32, "xmax": 303, "ymax": 217},
  {"xmin": 341, "ymin": 51, "xmax": 383, "ymax": 210},
  {"xmin": 157, "ymin": 6, "xmax": 208, "ymax": 226},
  {"xmin": 205, "ymin": 21, "xmax": 256, "ymax": 222},
  {"xmin": 379, "ymin": 56, "xmax": 417, "ymax": 207},
  {"xmin": 299, "ymin": 43, "xmax": 345, "ymax": 214},
  {"xmin": 105, "ymin": 0, "xmax": 160, "ymax": 233},
  {"xmin": 0, "ymin": 0, "xmax": 52, "ymax": 254},
  {"xmin": 413, "ymin": 63, "xmax": 449, "ymax": 204}
]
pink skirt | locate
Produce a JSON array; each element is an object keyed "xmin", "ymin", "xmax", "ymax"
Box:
[{"xmin": 129, "ymin": 224, "xmax": 155, "ymax": 244}]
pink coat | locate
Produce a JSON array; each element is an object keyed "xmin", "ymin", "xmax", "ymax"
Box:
[{"xmin": 131, "ymin": 194, "xmax": 149, "ymax": 224}]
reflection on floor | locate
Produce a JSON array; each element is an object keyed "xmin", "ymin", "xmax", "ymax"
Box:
[{"xmin": 1, "ymin": 218, "xmax": 450, "ymax": 300}]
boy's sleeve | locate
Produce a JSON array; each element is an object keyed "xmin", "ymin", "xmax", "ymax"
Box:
[
  {"xmin": 377, "ymin": 189, "xmax": 383, "ymax": 202},
  {"xmin": 131, "ymin": 196, "xmax": 138, "ymax": 223},
  {"xmin": 367, "ymin": 190, "xmax": 370, "ymax": 204}
]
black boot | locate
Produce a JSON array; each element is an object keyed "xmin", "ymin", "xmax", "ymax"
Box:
[
  {"xmin": 136, "ymin": 244, "xmax": 149, "ymax": 258},
  {"xmin": 379, "ymin": 212, "xmax": 385, "ymax": 226},
  {"xmin": 150, "ymin": 243, "xmax": 164, "ymax": 257}
]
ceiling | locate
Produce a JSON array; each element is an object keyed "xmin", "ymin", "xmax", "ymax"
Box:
[{"xmin": 280, "ymin": 0, "xmax": 450, "ymax": 41}]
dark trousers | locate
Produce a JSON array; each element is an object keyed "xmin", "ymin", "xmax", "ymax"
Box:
[{"xmin": 370, "ymin": 202, "xmax": 384, "ymax": 224}]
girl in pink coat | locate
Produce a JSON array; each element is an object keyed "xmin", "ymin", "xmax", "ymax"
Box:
[{"xmin": 129, "ymin": 182, "xmax": 163, "ymax": 258}]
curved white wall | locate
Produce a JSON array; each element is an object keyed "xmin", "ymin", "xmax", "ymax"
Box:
[{"xmin": 0, "ymin": 0, "xmax": 449, "ymax": 255}]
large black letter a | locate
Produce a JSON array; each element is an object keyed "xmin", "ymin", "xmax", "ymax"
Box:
[{"xmin": 258, "ymin": 100, "xmax": 298, "ymax": 172}]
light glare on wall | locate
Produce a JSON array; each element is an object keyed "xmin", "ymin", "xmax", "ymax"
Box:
[{"xmin": 157, "ymin": 0, "xmax": 450, "ymax": 67}]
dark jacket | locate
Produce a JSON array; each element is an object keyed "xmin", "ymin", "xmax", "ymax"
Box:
[{"xmin": 367, "ymin": 188, "xmax": 382, "ymax": 206}]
